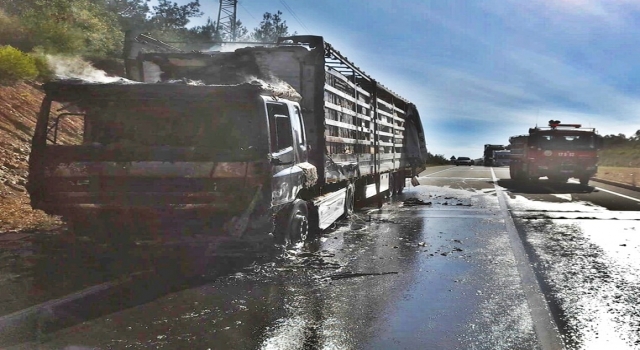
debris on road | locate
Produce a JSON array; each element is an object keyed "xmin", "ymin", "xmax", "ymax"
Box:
[
  {"xmin": 403, "ymin": 198, "xmax": 432, "ymax": 207},
  {"xmin": 327, "ymin": 271, "xmax": 399, "ymax": 280}
]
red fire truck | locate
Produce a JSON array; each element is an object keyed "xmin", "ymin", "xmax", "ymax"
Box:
[{"xmin": 509, "ymin": 120, "xmax": 603, "ymax": 185}]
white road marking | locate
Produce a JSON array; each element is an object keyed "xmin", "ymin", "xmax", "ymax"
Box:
[
  {"xmin": 420, "ymin": 167, "xmax": 458, "ymax": 177},
  {"xmin": 551, "ymin": 194, "xmax": 572, "ymax": 201},
  {"xmin": 421, "ymin": 167, "xmax": 494, "ymax": 179},
  {"xmin": 490, "ymin": 167, "xmax": 565, "ymax": 349},
  {"xmin": 568, "ymin": 179, "xmax": 640, "ymax": 203}
]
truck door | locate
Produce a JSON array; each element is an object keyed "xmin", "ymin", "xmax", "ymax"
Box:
[
  {"xmin": 267, "ymin": 101, "xmax": 298, "ymax": 206},
  {"xmin": 290, "ymin": 104, "xmax": 308, "ymax": 163}
]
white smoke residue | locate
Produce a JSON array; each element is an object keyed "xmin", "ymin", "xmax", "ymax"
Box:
[
  {"xmin": 207, "ymin": 42, "xmax": 261, "ymax": 53},
  {"xmin": 46, "ymin": 55, "xmax": 124, "ymax": 83},
  {"xmin": 244, "ymin": 75, "xmax": 301, "ymax": 102}
]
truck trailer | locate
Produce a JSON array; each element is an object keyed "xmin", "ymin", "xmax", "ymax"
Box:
[
  {"xmin": 492, "ymin": 150, "xmax": 511, "ymax": 167},
  {"xmin": 27, "ymin": 35, "xmax": 428, "ymax": 247},
  {"xmin": 508, "ymin": 120, "xmax": 602, "ymax": 185},
  {"xmin": 483, "ymin": 144, "xmax": 506, "ymax": 166}
]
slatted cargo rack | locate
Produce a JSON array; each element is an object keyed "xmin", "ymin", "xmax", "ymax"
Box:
[
  {"xmin": 321, "ymin": 41, "xmax": 414, "ymax": 179},
  {"xmin": 126, "ymin": 34, "xmax": 425, "ymax": 186}
]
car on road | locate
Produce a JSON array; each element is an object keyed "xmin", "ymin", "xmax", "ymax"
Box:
[{"xmin": 455, "ymin": 157, "xmax": 474, "ymax": 166}]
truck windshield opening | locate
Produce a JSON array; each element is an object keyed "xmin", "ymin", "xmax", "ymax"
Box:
[
  {"xmin": 46, "ymin": 98, "xmax": 266, "ymax": 153},
  {"xmin": 535, "ymin": 134, "xmax": 596, "ymax": 150}
]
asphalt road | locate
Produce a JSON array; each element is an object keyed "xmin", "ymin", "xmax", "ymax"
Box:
[{"xmin": 2, "ymin": 165, "xmax": 639, "ymax": 349}]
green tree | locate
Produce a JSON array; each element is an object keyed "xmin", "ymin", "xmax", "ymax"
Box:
[
  {"xmin": 0, "ymin": 45, "xmax": 38, "ymax": 84},
  {"xmin": 100, "ymin": 0, "xmax": 151, "ymax": 30},
  {"xmin": 425, "ymin": 153, "xmax": 449, "ymax": 165},
  {"xmin": 0, "ymin": 9, "xmax": 30, "ymax": 51},
  {"xmin": 251, "ymin": 11, "xmax": 293, "ymax": 42},
  {"xmin": 231, "ymin": 19, "xmax": 250, "ymax": 41},
  {"xmin": 13, "ymin": 0, "xmax": 122, "ymax": 56},
  {"xmin": 188, "ymin": 17, "xmax": 220, "ymax": 41},
  {"xmin": 149, "ymin": 0, "xmax": 202, "ymax": 31},
  {"xmin": 602, "ymin": 133, "xmax": 629, "ymax": 148}
]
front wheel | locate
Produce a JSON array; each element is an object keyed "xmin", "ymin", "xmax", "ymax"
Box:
[
  {"xmin": 344, "ymin": 183, "xmax": 355, "ymax": 217},
  {"xmin": 548, "ymin": 176, "xmax": 568, "ymax": 183},
  {"xmin": 275, "ymin": 200, "xmax": 310, "ymax": 248},
  {"xmin": 579, "ymin": 176, "xmax": 590, "ymax": 185}
]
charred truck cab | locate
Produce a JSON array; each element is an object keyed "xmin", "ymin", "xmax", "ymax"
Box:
[
  {"xmin": 28, "ymin": 35, "xmax": 428, "ymax": 247},
  {"xmin": 508, "ymin": 120, "xmax": 603, "ymax": 185}
]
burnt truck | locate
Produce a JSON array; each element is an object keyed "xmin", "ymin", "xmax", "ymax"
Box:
[
  {"xmin": 508, "ymin": 120, "xmax": 603, "ymax": 185},
  {"xmin": 27, "ymin": 35, "xmax": 427, "ymax": 247}
]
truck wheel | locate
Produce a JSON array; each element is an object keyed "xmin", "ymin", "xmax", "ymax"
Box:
[
  {"xmin": 276, "ymin": 200, "xmax": 309, "ymax": 248},
  {"xmin": 579, "ymin": 176, "xmax": 589, "ymax": 185},
  {"xmin": 389, "ymin": 173, "xmax": 402, "ymax": 196},
  {"xmin": 548, "ymin": 176, "xmax": 567, "ymax": 183},
  {"xmin": 344, "ymin": 183, "xmax": 355, "ymax": 217},
  {"xmin": 395, "ymin": 173, "xmax": 405, "ymax": 194}
]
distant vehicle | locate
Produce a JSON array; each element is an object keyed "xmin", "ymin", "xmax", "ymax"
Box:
[
  {"xmin": 509, "ymin": 120, "xmax": 603, "ymax": 185},
  {"xmin": 483, "ymin": 144, "xmax": 506, "ymax": 166},
  {"xmin": 455, "ymin": 157, "xmax": 474, "ymax": 166},
  {"xmin": 492, "ymin": 150, "xmax": 511, "ymax": 167}
]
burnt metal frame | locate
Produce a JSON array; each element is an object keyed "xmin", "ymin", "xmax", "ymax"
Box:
[{"xmin": 47, "ymin": 113, "xmax": 85, "ymax": 145}]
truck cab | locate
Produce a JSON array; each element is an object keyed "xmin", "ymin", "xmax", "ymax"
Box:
[{"xmin": 27, "ymin": 81, "xmax": 318, "ymax": 245}]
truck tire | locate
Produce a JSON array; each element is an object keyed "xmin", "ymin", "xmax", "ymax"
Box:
[
  {"xmin": 344, "ymin": 183, "xmax": 355, "ymax": 218},
  {"xmin": 396, "ymin": 172, "xmax": 405, "ymax": 194},
  {"xmin": 276, "ymin": 200, "xmax": 309, "ymax": 248},
  {"xmin": 579, "ymin": 176, "xmax": 590, "ymax": 185},
  {"xmin": 511, "ymin": 167, "xmax": 526, "ymax": 182},
  {"xmin": 548, "ymin": 176, "xmax": 568, "ymax": 183},
  {"xmin": 389, "ymin": 172, "xmax": 404, "ymax": 196}
]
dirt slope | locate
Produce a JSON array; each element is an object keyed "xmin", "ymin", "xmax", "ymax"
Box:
[
  {"xmin": 0, "ymin": 82, "xmax": 82, "ymax": 232},
  {"xmin": 0, "ymin": 82, "xmax": 56, "ymax": 231}
]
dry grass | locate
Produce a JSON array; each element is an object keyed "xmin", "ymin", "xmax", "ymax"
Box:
[
  {"xmin": 595, "ymin": 166, "xmax": 640, "ymax": 187},
  {"xmin": 0, "ymin": 194, "xmax": 62, "ymax": 232}
]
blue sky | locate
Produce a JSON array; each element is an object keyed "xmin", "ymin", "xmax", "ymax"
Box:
[{"xmin": 167, "ymin": 0, "xmax": 640, "ymax": 159}]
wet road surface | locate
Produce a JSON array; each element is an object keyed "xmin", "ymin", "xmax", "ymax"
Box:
[{"xmin": 2, "ymin": 165, "xmax": 640, "ymax": 349}]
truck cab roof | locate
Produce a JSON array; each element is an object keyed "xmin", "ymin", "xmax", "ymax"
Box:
[{"xmin": 42, "ymin": 79, "xmax": 301, "ymax": 103}]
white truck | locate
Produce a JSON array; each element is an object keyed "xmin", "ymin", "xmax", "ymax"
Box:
[{"xmin": 492, "ymin": 150, "xmax": 512, "ymax": 167}]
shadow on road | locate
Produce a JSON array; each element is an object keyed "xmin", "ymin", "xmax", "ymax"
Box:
[
  {"xmin": 496, "ymin": 179, "xmax": 596, "ymax": 194},
  {"xmin": 0, "ymin": 233, "xmax": 278, "ymax": 346}
]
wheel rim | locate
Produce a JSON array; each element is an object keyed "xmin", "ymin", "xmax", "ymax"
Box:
[
  {"xmin": 345, "ymin": 185, "xmax": 355, "ymax": 214},
  {"xmin": 293, "ymin": 212, "xmax": 309, "ymax": 242}
]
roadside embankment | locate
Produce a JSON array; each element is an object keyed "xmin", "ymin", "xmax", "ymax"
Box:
[{"xmin": 594, "ymin": 166, "xmax": 640, "ymax": 189}]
